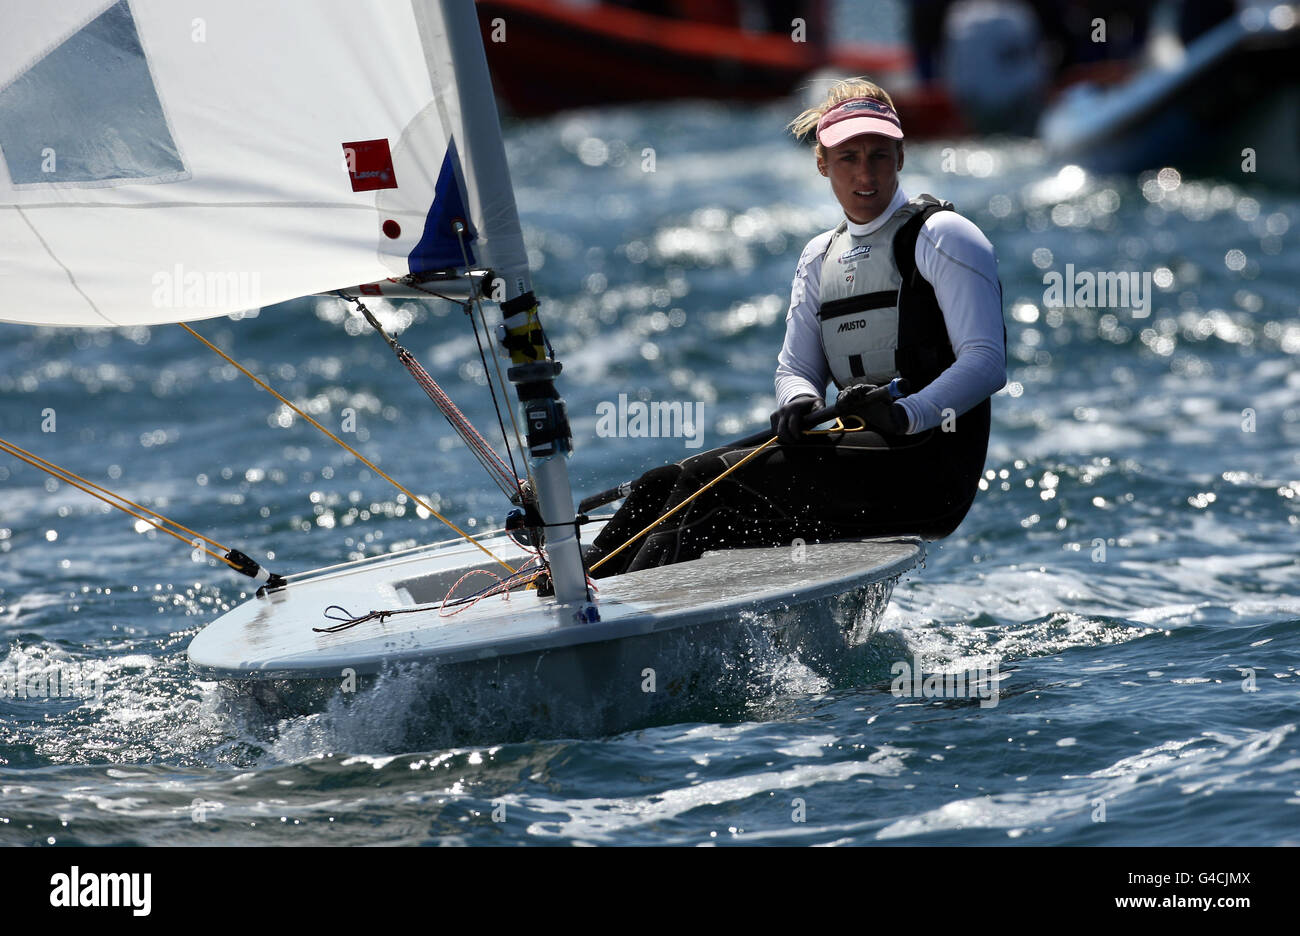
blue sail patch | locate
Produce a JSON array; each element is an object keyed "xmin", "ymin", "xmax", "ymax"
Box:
[{"xmin": 408, "ymin": 138, "xmax": 477, "ymax": 273}]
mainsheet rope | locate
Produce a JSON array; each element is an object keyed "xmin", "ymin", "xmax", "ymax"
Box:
[
  {"xmin": 588, "ymin": 436, "xmax": 781, "ymax": 572},
  {"xmin": 179, "ymin": 323, "xmax": 516, "ymax": 575},
  {"xmin": 0, "ymin": 435, "xmax": 280, "ymax": 584}
]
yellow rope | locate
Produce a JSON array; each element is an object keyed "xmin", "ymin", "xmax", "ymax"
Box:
[
  {"xmin": 180, "ymin": 323, "xmax": 515, "ymax": 574},
  {"xmin": 0, "ymin": 436, "xmax": 228, "ymax": 551},
  {"xmin": 0, "ymin": 436, "xmax": 238, "ymax": 570},
  {"xmin": 590, "ymin": 436, "xmax": 779, "ymax": 572}
]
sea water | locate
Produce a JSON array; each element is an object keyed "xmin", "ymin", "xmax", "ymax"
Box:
[{"xmin": 1, "ymin": 99, "xmax": 1298, "ymax": 846}]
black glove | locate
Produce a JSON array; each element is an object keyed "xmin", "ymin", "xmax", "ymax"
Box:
[
  {"xmin": 836, "ymin": 383, "xmax": 908, "ymax": 435},
  {"xmin": 770, "ymin": 395, "xmax": 823, "ymax": 445}
]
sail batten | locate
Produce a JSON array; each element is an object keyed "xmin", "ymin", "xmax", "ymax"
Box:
[{"xmin": 0, "ymin": 0, "xmax": 529, "ymax": 326}]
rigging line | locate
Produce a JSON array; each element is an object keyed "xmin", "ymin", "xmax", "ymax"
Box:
[
  {"xmin": 452, "ymin": 224, "xmax": 536, "ymax": 496},
  {"xmin": 437, "ymin": 567, "xmax": 521, "ymax": 617},
  {"xmin": 179, "ymin": 322, "xmax": 516, "ymax": 575},
  {"xmin": 343, "ymin": 296, "xmax": 513, "ymax": 491},
  {"xmin": 341, "ymin": 296, "xmax": 518, "ymax": 499},
  {"xmin": 477, "ymin": 303, "xmax": 535, "ymax": 495},
  {"xmin": 395, "ymin": 345, "xmax": 519, "ymax": 497},
  {"xmin": 373, "ymin": 280, "xmax": 472, "ymax": 306},
  {"xmin": 0, "ymin": 437, "xmax": 238, "ymax": 571},
  {"xmin": 588, "ymin": 436, "xmax": 781, "ymax": 573},
  {"xmin": 461, "ymin": 298, "xmax": 526, "ymax": 496},
  {"xmin": 0, "ymin": 435, "xmax": 228, "ymax": 553},
  {"xmin": 276, "ymin": 520, "xmax": 529, "ymax": 584},
  {"xmin": 313, "ymin": 561, "xmax": 545, "ymax": 633}
]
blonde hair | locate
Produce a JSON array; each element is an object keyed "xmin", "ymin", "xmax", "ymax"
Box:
[{"xmin": 788, "ymin": 78, "xmax": 900, "ymax": 160}]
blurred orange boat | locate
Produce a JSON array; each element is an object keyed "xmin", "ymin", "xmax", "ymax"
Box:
[{"xmin": 474, "ymin": 0, "xmax": 969, "ymax": 138}]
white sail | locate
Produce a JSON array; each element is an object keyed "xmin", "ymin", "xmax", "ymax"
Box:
[{"xmin": 0, "ymin": 0, "xmax": 530, "ymax": 327}]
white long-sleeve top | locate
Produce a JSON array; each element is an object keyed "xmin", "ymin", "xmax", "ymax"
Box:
[{"xmin": 775, "ymin": 186, "xmax": 1007, "ymax": 433}]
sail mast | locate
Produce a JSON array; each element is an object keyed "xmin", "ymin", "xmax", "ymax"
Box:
[{"xmin": 429, "ymin": 0, "xmax": 594, "ymax": 615}]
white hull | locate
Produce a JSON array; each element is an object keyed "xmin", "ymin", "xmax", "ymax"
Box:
[{"xmin": 188, "ymin": 523, "xmax": 922, "ymax": 735}]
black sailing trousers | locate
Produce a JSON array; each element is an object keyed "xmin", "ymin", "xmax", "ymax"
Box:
[{"xmin": 586, "ymin": 400, "xmax": 990, "ymax": 578}]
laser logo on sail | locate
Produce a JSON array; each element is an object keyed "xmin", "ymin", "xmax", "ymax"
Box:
[{"xmin": 341, "ymin": 138, "xmax": 398, "ymax": 192}]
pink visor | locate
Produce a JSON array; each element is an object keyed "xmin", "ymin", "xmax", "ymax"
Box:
[{"xmin": 816, "ymin": 97, "xmax": 904, "ymax": 147}]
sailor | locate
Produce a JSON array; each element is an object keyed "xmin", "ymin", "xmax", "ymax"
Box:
[{"xmin": 586, "ymin": 79, "xmax": 1006, "ymax": 578}]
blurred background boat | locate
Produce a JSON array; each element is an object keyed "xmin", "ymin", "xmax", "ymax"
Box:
[
  {"xmin": 475, "ymin": 0, "xmax": 966, "ymax": 137},
  {"xmin": 1039, "ymin": 2, "xmax": 1300, "ymax": 187},
  {"xmin": 473, "ymin": 0, "xmax": 1162, "ymax": 140},
  {"xmin": 476, "ymin": 0, "xmax": 1300, "ymax": 181}
]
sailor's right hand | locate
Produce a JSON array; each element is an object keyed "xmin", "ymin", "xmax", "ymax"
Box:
[{"xmin": 770, "ymin": 395, "xmax": 823, "ymax": 445}]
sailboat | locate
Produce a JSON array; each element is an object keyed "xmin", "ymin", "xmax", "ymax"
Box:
[
  {"xmin": 1, "ymin": 0, "xmax": 921, "ymax": 734},
  {"xmin": 1037, "ymin": 3, "xmax": 1300, "ymax": 187}
]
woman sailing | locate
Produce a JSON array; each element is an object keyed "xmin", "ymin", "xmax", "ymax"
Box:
[{"xmin": 586, "ymin": 79, "xmax": 1006, "ymax": 577}]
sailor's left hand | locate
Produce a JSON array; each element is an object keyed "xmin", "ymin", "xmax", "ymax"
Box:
[{"xmin": 836, "ymin": 383, "xmax": 909, "ymax": 435}]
